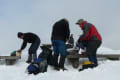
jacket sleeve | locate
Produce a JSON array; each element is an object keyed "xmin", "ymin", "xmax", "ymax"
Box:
[
  {"xmin": 80, "ymin": 24, "xmax": 91, "ymax": 40},
  {"xmin": 51, "ymin": 23, "xmax": 56, "ymax": 41},
  {"xmin": 21, "ymin": 40, "xmax": 27, "ymax": 50},
  {"xmin": 65, "ymin": 22, "xmax": 70, "ymax": 40},
  {"xmin": 66, "ymin": 27, "xmax": 70, "ymax": 40}
]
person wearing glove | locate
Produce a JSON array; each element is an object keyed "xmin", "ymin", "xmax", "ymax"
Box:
[
  {"xmin": 76, "ymin": 19, "xmax": 102, "ymax": 67},
  {"xmin": 17, "ymin": 50, "xmax": 22, "ymax": 57},
  {"xmin": 17, "ymin": 32, "xmax": 41, "ymax": 63}
]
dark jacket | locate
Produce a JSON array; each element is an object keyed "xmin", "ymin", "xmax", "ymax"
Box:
[
  {"xmin": 21, "ymin": 32, "xmax": 40, "ymax": 50},
  {"xmin": 51, "ymin": 19, "xmax": 70, "ymax": 42},
  {"xmin": 78, "ymin": 21, "xmax": 102, "ymax": 42}
]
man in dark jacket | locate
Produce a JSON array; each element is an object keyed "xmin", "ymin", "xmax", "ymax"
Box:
[
  {"xmin": 17, "ymin": 32, "xmax": 40, "ymax": 63},
  {"xmin": 51, "ymin": 18, "xmax": 70, "ymax": 70},
  {"xmin": 76, "ymin": 19, "xmax": 102, "ymax": 67}
]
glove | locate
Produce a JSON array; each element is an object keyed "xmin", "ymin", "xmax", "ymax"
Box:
[
  {"xmin": 17, "ymin": 49, "xmax": 22, "ymax": 57},
  {"xmin": 17, "ymin": 52, "xmax": 21, "ymax": 57}
]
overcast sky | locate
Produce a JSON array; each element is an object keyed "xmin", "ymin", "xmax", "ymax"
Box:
[{"xmin": 0, "ymin": 0, "xmax": 120, "ymax": 54}]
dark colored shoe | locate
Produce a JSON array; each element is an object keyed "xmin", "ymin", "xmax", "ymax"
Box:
[
  {"xmin": 54, "ymin": 67, "xmax": 60, "ymax": 71},
  {"xmin": 60, "ymin": 67, "xmax": 68, "ymax": 71},
  {"xmin": 78, "ymin": 68, "xmax": 84, "ymax": 72},
  {"xmin": 78, "ymin": 64, "xmax": 98, "ymax": 72},
  {"xmin": 26, "ymin": 60, "xmax": 32, "ymax": 63}
]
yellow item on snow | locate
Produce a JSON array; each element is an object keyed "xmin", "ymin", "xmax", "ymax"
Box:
[{"xmin": 82, "ymin": 61, "xmax": 94, "ymax": 65}]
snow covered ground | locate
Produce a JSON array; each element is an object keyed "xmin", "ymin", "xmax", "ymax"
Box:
[{"xmin": 0, "ymin": 47, "xmax": 120, "ymax": 80}]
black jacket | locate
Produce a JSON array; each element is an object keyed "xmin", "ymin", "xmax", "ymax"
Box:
[
  {"xmin": 51, "ymin": 19, "xmax": 70, "ymax": 42},
  {"xmin": 21, "ymin": 32, "xmax": 40, "ymax": 50}
]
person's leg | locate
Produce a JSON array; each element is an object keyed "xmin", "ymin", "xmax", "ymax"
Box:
[
  {"xmin": 88, "ymin": 54, "xmax": 98, "ymax": 65},
  {"xmin": 26, "ymin": 54, "xmax": 32, "ymax": 63},
  {"xmin": 58, "ymin": 40, "xmax": 67, "ymax": 69},
  {"xmin": 59, "ymin": 56, "xmax": 66, "ymax": 68},
  {"xmin": 33, "ymin": 54, "xmax": 37, "ymax": 62},
  {"xmin": 52, "ymin": 40, "xmax": 59, "ymax": 67},
  {"xmin": 86, "ymin": 41, "xmax": 97, "ymax": 65},
  {"xmin": 29, "ymin": 39, "xmax": 40, "ymax": 62},
  {"xmin": 86, "ymin": 41, "xmax": 101, "ymax": 65}
]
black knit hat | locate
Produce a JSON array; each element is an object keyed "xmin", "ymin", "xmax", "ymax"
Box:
[{"xmin": 18, "ymin": 32, "xmax": 23, "ymax": 38}]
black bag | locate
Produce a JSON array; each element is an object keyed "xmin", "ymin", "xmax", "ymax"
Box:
[
  {"xmin": 27, "ymin": 45, "xmax": 54, "ymax": 75},
  {"xmin": 39, "ymin": 45, "xmax": 54, "ymax": 65}
]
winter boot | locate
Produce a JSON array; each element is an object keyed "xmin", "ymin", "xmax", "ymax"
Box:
[
  {"xmin": 54, "ymin": 66, "xmax": 60, "ymax": 71},
  {"xmin": 79, "ymin": 61, "xmax": 97, "ymax": 71},
  {"xmin": 26, "ymin": 54, "xmax": 32, "ymax": 63},
  {"xmin": 88, "ymin": 55, "xmax": 98, "ymax": 66}
]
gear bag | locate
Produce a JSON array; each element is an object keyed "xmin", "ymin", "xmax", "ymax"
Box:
[
  {"xmin": 27, "ymin": 45, "xmax": 53, "ymax": 75},
  {"xmin": 27, "ymin": 57, "xmax": 48, "ymax": 75}
]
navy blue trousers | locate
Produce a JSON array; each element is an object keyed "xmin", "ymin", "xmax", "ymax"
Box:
[{"xmin": 52, "ymin": 40, "xmax": 67, "ymax": 68}]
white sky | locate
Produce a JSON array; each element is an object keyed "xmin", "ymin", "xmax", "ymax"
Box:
[{"xmin": 0, "ymin": 0, "xmax": 120, "ymax": 54}]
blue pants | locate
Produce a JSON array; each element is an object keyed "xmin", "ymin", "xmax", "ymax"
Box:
[
  {"xmin": 52, "ymin": 40, "xmax": 67, "ymax": 67},
  {"xmin": 52, "ymin": 40, "xmax": 67, "ymax": 57}
]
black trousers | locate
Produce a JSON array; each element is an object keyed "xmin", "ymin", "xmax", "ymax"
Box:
[
  {"xmin": 86, "ymin": 40, "xmax": 102, "ymax": 64},
  {"xmin": 28, "ymin": 39, "xmax": 40, "ymax": 61}
]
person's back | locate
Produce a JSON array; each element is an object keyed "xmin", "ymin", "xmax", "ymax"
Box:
[
  {"xmin": 78, "ymin": 21, "xmax": 102, "ymax": 41},
  {"xmin": 51, "ymin": 19, "xmax": 70, "ymax": 42},
  {"xmin": 51, "ymin": 18, "xmax": 70, "ymax": 70},
  {"xmin": 23, "ymin": 32, "xmax": 40, "ymax": 43},
  {"xmin": 17, "ymin": 32, "xmax": 40, "ymax": 63},
  {"xmin": 88, "ymin": 24, "xmax": 102, "ymax": 41}
]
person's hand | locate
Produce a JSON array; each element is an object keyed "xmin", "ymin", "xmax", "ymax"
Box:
[
  {"xmin": 17, "ymin": 49, "xmax": 22, "ymax": 57},
  {"xmin": 17, "ymin": 49, "xmax": 22, "ymax": 52}
]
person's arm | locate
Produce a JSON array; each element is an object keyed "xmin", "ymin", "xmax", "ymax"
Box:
[
  {"xmin": 65, "ymin": 22, "xmax": 70, "ymax": 41},
  {"xmin": 51, "ymin": 23, "xmax": 56, "ymax": 41},
  {"xmin": 80, "ymin": 24, "xmax": 91, "ymax": 40},
  {"xmin": 20, "ymin": 40, "xmax": 27, "ymax": 50}
]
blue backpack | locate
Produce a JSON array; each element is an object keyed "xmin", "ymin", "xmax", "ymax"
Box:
[{"xmin": 27, "ymin": 58, "xmax": 47, "ymax": 75}]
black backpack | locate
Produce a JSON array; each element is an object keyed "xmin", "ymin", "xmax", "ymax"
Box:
[{"xmin": 27, "ymin": 45, "xmax": 53, "ymax": 75}]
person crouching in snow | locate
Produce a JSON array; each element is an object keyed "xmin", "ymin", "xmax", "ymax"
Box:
[
  {"xmin": 17, "ymin": 32, "xmax": 41, "ymax": 63},
  {"xmin": 76, "ymin": 19, "xmax": 102, "ymax": 68}
]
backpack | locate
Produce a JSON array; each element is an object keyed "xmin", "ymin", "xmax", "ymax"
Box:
[
  {"xmin": 27, "ymin": 58, "xmax": 48, "ymax": 75},
  {"xmin": 27, "ymin": 45, "xmax": 53, "ymax": 75},
  {"xmin": 39, "ymin": 45, "xmax": 54, "ymax": 65}
]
